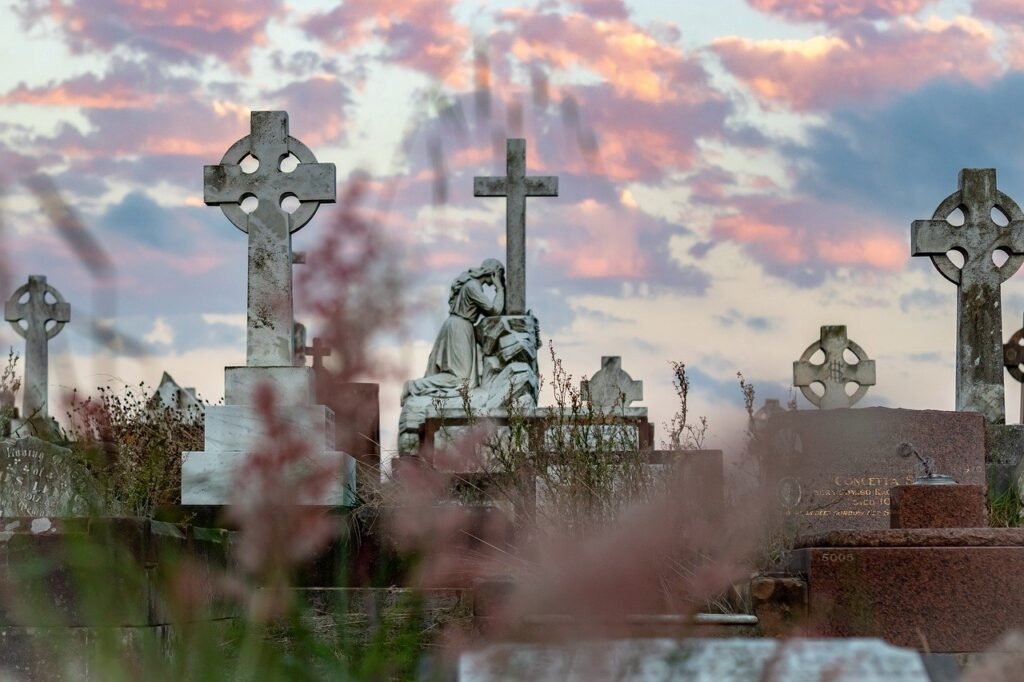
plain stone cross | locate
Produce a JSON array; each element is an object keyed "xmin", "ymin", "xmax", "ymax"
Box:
[
  {"xmin": 912, "ymin": 169, "xmax": 1024, "ymax": 423},
  {"xmin": 4, "ymin": 275, "xmax": 69, "ymax": 421},
  {"xmin": 474, "ymin": 139, "xmax": 558, "ymax": 315},
  {"xmin": 204, "ymin": 111, "xmax": 336, "ymax": 367},
  {"xmin": 306, "ymin": 337, "xmax": 332, "ymax": 372},
  {"xmin": 793, "ymin": 326, "xmax": 875, "ymax": 409},
  {"xmin": 581, "ymin": 356, "xmax": 643, "ymax": 411}
]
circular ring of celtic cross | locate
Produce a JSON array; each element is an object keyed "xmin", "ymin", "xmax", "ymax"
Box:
[
  {"xmin": 797, "ymin": 338, "xmax": 872, "ymax": 408},
  {"xmin": 1005, "ymin": 328, "xmax": 1024, "ymax": 382},
  {"xmin": 927, "ymin": 188, "xmax": 1024, "ymax": 285},
  {"xmin": 7, "ymin": 281, "xmax": 68, "ymax": 340},
  {"xmin": 217, "ymin": 135, "xmax": 322, "ymax": 234}
]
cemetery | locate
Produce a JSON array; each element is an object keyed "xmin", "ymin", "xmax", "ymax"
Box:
[{"xmin": 7, "ymin": 3, "xmax": 1024, "ymax": 680}]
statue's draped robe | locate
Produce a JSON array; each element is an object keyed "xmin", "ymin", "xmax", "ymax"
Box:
[{"xmin": 403, "ymin": 279, "xmax": 502, "ymax": 400}]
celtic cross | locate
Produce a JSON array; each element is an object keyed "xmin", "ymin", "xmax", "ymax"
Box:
[
  {"xmin": 4, "ymin": 275, "xmax": 69, "ymax": 420},
  {"xmin": 793, "ymin": 325, "xmax": 875, "ymax": 409},
  {"xmin": 474, "ymin": 139, "xmax": 558, "ymax": 315},
  {"xmin": 204, "ymin": 111, "xmax": 336, "ymax": 367},
  {"xmin": 912, "ymin": 169, "xmax": 1024, "ymax": 423}
]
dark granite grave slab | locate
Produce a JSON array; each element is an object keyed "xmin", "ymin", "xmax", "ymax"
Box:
[
  {"xmin": 0, "ymin": 517, "xmax": 236, "ymax": 627},
  {"xmin": 765, "ymin": 408, "xmax": 986, "ymax": 534},
  {"xmin": 890, "ymin": 484, "xmax": 986, "ymax": 528},
  {"xmin": 790, "ymin": 528, "xmax": 1024, "ymax": 653}
]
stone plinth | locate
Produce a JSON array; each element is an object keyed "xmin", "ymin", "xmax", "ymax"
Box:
[
  {"xmin": 790, "ymin": 528, "xmax": 1024, "ymax": 652},
  {"xmin": 764, "ymin": 408, "xmax": 986, "ymax": 534},
  {"xmin": 316, "ymin": 380, "xmax": 381, "ymax": 475},
  {"xmin": 182, "ymin": 366, "xmax": 356, "ymax": 506},
  {"xmin": 890, "ymin": 484, "xmax": 986, "ymax": 529}
]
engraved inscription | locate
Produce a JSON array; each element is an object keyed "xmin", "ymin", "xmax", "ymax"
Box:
[{"xmin": 788, "ymin": 472, "xmax": 916, "ymax": 518}]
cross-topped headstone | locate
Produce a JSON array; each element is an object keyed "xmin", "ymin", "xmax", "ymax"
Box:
[
  {"xmin": 474, "ymin": 139, "xmax": 558, "ymax": 315},
  {"xmin": 793, "ymin": 325, "xmax": 875, "ymax": 409},
  {"xmin": 305, "ymin": 337, "xmax": 332, "ymax": 372},
  {"xmin": 204, "ymin": 111, "xmax": 336, "ymax": 367},
  {"xmin": 912, "ymin": 169, "xmax": 1024, "ymax": 423},
  {"xmin": 581, "ymin": 356, "xmax": 643, "ymax": 411},
  {"xmin": 4, "ymin": 275, "xmax": 69, "ymax": 421}
]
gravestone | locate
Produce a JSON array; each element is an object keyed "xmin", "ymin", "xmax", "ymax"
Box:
[
  {"xmin": 458, "ymin": 638, "xmax": 931, "ymax": 681},
  {"xmin": 4, "ymin": 275, "xmax": 69, "ymax": 434},
  {"xmin": 182, "ymin": 111, "xmax": 355, "ymax": 505},
  {"xmin": 0, "ymin": 436, "xmax": 98, "ymax": 516},
  {"xmin": 581, "ymin": 356, "xmax": 643, "ymax": 412},
  {"xmin": 398, "ymin": 140, "xmax": 556, "ymax": 453},
  {"xmin": 793, "ymin": 326, "xmax": 875, "ymax": 409},
  {"xmin": 912, "ymin": 168, "xmax": 1024, "ymax": 423},
  {"xmin": 765, "ymin": 407, "xmax": 986, "ymax": 534},
  {"xmin": 1003, "ymin": 312, "xmax": 1024, "ymax": 422},
  {"xmin": 151, "ymin": 371, "xmax": 201, "ymax": 423}
]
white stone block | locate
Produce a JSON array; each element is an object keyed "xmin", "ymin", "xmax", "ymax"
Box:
[
  {"xmin": 203, "ymin": 404, "xmax": 335, "ymax": 451},
  {"xmin": 182, "ymin": 449, "xmax": 356, "ymax": 506},
  {"xmin": 224, "ymin": 366, "xmax": 316, "ymax": 406}
]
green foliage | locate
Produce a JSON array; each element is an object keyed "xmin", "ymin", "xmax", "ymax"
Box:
[{"xmin": 988, "ymin": 485, "xmax": 1022, "ymax": 528}]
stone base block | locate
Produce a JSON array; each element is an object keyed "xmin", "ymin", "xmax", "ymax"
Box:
[
  {"xmin": 890, "ymin": 484, "xmax": 986, "ymax": 529},
  {"xmin": 791, "ymin": 529, "xmax": 1024, "ymax": 652},
  {"xmin": 182, "ymin": 449, "xmax": 356, "ymax": 506},
  {"xmin": 224, "ymin": 366, "xmax": 316, "ymax": 406},
  {"xmin": 203, "ymin": 404, "xmax": 335, "ymax": 451}
]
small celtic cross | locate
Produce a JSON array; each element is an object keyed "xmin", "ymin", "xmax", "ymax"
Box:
[
  {"xmin": 4, "ymin": 275, "xmax": 70, "ymax": 420},
  {"xmin": 793, "ymin": 325, "xmax": 876, "ymax": 409}
]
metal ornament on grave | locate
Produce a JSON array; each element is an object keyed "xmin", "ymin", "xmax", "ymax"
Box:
[
  {"xmin": 204, "ymin": 111, "xmax": 336, "ymax": 367},
  {"xmin": 4, "ymin": 275, "xmax": 69, "ymax": 421},
  {"xmin": 793, "ymin": 325, "xmax": 876, "ymax": 409},
  {"xmin": 474, "ymin": 139, "xmax": 558, "ymax": 315},
  {"xmin": 912, "ymin": 168, "xmax": 1024, "ymax": 423}
]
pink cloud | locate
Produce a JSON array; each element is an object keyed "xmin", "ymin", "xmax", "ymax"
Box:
[
  {"xmin": 712, "ymin": 18, "xmax": 999, "ymax": 111},
  {"xmin": 15, "ymin": 1, "xmax": 283, "ymax": 69},
  {"xmin": 300, "ymin": 0, "xmax": 469, "ymax": 85},
  {"xmin": 711, "ymin": 198, "xmax": 907, "ymax": 279},
  {"xmin": 973, "ymin": 0, "xmax": 1024, "ymax": 22},
  {"xmin": 749, "ymin": 0, "xmax": 938, "ymax": 23}
]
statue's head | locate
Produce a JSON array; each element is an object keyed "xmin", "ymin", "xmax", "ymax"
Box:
[{"xmin": 478, "ymin": 258, "xmax": 504, "ymax": 284}]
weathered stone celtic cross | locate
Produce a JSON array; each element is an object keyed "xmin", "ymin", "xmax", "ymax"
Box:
[
  {"xmin": 4, "ymin": 275, "xmax": 69, "ymax": 420},
  {"xmin": 204, "ymin": 111, "xmax": 336, "ymax": 366},
  {"xmin": 474, "ymin": 139, "xmax": 558, "ymax": 315},
  {"xmin": 793, "ymin": 325, "xmax": 876, "ymax": 409},
  {"xmin": 1003, "ymin": 312, "xmax": 1024, "ymax": 423},
  {"xmin": 912, "ymin": 169, "xmax": 1024, "ymax": 423}
]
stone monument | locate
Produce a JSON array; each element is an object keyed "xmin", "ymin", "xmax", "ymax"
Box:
[
  {"xmin": 912, "ymin": 168, "xmax": 1024, "ymax": 423},
  {"xmin": 397, "ymin": 139, "xmax": 554, "ymax": 453},
  {"xmin": 793, "ymin": 325, "xmax": 875, "ymax": 409},
  {"xmin": 182, "ymin": 110, "xmax": 355, "ymax": 505},
  {"xmin": 4, "ymin": 275, "xmax": 70, "ymax": 436},
  {"xmin": 580, "ymin": 356, "xmax": 643, "ymax": 412}
]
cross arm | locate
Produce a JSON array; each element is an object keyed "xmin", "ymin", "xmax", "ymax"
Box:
[
  {"xmin": 848, "ymin": 359, "xmax": 876, "ymax": 385},
  {"xmin": 793, "ymin": 361, "xmax": 825, "ymax": 386},
  {"xmin": 286, "ymin": 163, "xmax": 337, "ymax": 203},
  {"xmin": 204, "ymin": 164, "xmax": 251, "ymax": 205},
  {"xmin": 526, "ymin": 176, "xmax": 558, "ymax": 196},
  {"xmin": 474, "ymin": 177, "xmax": 508, "ymax": 197},
  {"xmin": 911, "ymin": 219, "xmax": 957, "ymax": 256}
]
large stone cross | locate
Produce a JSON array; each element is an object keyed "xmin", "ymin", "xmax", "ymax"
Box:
[
  {"xmin": 912, "ymin": 169, "xmax": 1024, "ymax": 423},
  {"xmin": 793, "ymin": 325, "xmax": 875, "ymax": 409},
  {"xmin": 204, "ymin": 111, "xmax": 336, "ymax": 367},
  {"xmin": 474, "ymin": 139, "xmax": 558, "ymax": 315},
  {"xmin": 4, "ymin": 275, "xmax": 69, "ymax": 420}
]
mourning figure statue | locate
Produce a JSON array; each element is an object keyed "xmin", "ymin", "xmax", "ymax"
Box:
[{"xmin": 402, "ymin": 259, "xmax": 506, "ymax": 401}]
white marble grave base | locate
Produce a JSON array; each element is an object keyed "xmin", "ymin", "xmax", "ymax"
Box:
[
  {"xmin": 181, "ymin": 448, "xmax": 356, "ymax": 506},
  {"xmin": 204, "ymin": 404, "xmax": 335, "ymax": 452},
  {"xmin": 224, "ymin": 366, "xmax": 316, "ymax": 405}
]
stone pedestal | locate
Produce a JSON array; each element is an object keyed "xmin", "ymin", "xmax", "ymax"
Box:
[
  {"xmin": 182, "ymin": 366, "xmax": 355, "ymax": 505},
  {"xmin": 790, "ymin": 529, "xmax": 1024, "ymax": 653}
]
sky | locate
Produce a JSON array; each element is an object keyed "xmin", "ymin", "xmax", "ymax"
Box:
[{"xmin": 2, "ymin": 0, "xmax": 1024, "ymax": 464}]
